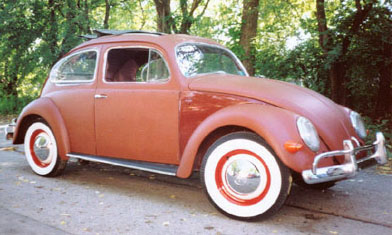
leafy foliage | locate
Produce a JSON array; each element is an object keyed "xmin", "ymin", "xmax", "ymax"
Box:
[
  {"xmin": 0, "ymin": 0, "xmax": 391, "ymax": 127},
  {"xmin": 0, "ymin": 95, "xmax": 35, "ymax": 115},
  {"xmin": 364, "ymin": 116, "xmax": 392, "ymax": 159}
]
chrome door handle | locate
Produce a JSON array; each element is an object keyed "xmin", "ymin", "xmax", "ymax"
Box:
[{"xmin": 94, "ymin": 94, "xmax": 107, "ymax": 99}]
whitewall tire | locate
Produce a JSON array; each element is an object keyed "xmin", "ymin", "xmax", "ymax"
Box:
[
  {"xmin": 201, "ymin": 132, "xmax": 291, "ymax": 220},
  {"xmin": 24, "ymin": 121, "xmax": 67, "ymax": 176}
]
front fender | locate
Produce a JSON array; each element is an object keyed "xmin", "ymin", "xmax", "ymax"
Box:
[
  {"xmin": 13, "ymin": 97, "xmax": 70, "ymax": 161},
  {"xmin": 176, "ymin": 103, "xmax": 325, "ymax": 178}
]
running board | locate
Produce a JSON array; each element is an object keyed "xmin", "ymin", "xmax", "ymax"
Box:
[{"xmin": 67, "ymin": 153, "xmax": 178, "ymax": 176}]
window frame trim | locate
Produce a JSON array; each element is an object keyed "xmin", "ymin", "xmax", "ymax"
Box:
[
  {"xmin": 102, "ymin": 45, "xmax": 171, "ymax": 84},
  {"xmin": 50, "ymin": 48, "xmax": 100, "ymax": 84}
]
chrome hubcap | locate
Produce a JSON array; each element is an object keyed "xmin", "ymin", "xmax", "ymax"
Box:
[
  {"xmin": 226, "ymin": 159, "xmax": 261, "ymax": 194},
  {"xmin": 33, "ymin": 134, "xmax": 51, "ymax": 163}
]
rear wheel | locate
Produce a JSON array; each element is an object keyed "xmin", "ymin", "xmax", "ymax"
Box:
[
  {"xmin": 24, "ymin": 122, "xmax": 67, "ymax": 176},
  {"xmin": 200, "ymin": 132, "xmax": 292, "ymax": 220}
]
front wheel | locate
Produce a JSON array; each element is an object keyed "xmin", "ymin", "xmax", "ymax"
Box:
[
  {"xmin": 24, "ymin": 121, "xmax": 67, "ymax": 176},
  {"xmin": 200, "ymin": 132, "xmax": 292, "ymax": 220}
]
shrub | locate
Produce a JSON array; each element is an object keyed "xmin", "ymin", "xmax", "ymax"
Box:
[
  {"xmin": 364, "ymin": 116, "xmax": 392, "ymax": 159},
  {"xmin": 0, "ymin": 95, "xmax": 35, "ymax": 115}
]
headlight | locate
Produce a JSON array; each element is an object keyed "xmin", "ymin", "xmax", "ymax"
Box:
[
  {"xmin": 297, "ymin": 116, "xmax": 320, "ymax": 152},
  {"xmin": 350, "ymin": 111, "xmax": 367, "ymax": 139}
]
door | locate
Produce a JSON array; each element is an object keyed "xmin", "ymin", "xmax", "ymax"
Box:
[
  {"xmin": 94, "ymin": 46, "xmax": 180, "ymax": 164},
  {"xmin": 47, "ymin": 48, "xmax": 99, "ymax": 155}
]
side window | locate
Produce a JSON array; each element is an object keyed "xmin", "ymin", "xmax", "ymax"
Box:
[
  {"xmin": 50, "ymin": 50, "xmax": 97, "ymax": 82},
  {"xmin": 140, "ymin": 51, "xmax": 170, "ymax": 81},
  {"xmin": 106, "ymin": 48, "xmax": 169, "ymax": 83}
]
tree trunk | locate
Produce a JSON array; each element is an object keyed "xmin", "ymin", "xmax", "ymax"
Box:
[
  {"xmin": 329, "ymin": 62, "xmax": 346, "ymax": 104},
  {"xmin": 178, "ymin": 0, "xmax": 210, "ymax": 34},
  {"xmin": 316, "ymin": 0, "xmax": 328, "ymax": 54},
  {"xmin": 153, "ymin": 0, "xmax": 173, "ymax": 33},
  {"xmin": 153, "ymin": 0, "xmax": 209, "ymax": 34},
  {"xmin": 59, "ymin": 0, "xmax": 78, "ymax": 57},
  {"xmin": 341, "ymin": 0, "xmax": 374, "ymax": 106},
  {"xmin": 239, "ymin": 0, "xmax": 260, "ymax": 76},
  {"xmin": 316, "ymin": 0, "xmax": 342, "ymax": 103},
  {"xmin": 3, "ymin": 60, "xmax": 18, "ymax": 97},
  {"xmin": 84, "ymin": 0, "xmax": 91, "ymax": 33},
  {"xmin": 48, "ymin": 0, "xmax": 58, "ymax": 57},
  {"xmin": 375, "ymin": 43, "xmax": 392, "ymax": 117},
  {"xmin": 104, "ymin": 0, "xmax": 110, "ymax": 29},
  {"xmin": 179, "ymin": 0, "xmax": 189, "ymax": 34},
  {"xmin": 5, "ymin": 76, "xmax": 18, "ymax": 97}
]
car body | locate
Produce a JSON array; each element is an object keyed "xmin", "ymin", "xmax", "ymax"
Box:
[{"xmin": 8, "ymin": 30, "xmax": 387, "ymax": 220}]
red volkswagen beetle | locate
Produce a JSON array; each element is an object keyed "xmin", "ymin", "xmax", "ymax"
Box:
[{"xmin": 7, "ymin": 30, "xmax": 387, "ymax": 220}]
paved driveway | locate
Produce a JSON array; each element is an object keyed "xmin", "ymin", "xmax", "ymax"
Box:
[{"xmin": 0, "ymin": 128, "xmax": 391, "ymax": 235}]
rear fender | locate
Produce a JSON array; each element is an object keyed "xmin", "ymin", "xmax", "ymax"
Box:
[{"xmin": 13, "ymin": 98, "xmax": 70, "ymax": 160}]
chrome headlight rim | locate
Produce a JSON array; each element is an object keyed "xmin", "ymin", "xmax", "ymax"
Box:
[
  {"xmin": 296, "ymin": 116, "xmax": 320, "ymax": 152},
  {"xmin": 349, "ymin": 111, "xmax": 367, "ymax": 139}
]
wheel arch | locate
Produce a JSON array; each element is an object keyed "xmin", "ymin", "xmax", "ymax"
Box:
[
  {"xmin": 189, "ymin": 125, "xmax": 253, "ymax": 175},
  {"xmin": 176, "ymin": 103, "xmax": 314, "ymax": 178},
  {"xmin": 13, "ymin": 97, "xmax": 70, "ymax": 160}
]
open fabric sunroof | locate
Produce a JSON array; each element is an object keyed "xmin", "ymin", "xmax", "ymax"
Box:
[{"xmin": 80, "ymin": 29, "xmax": 165, "ymax": 40}]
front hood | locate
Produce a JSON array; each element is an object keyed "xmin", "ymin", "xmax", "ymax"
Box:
[{"xmin": 188, "ymin": 74, "xmax": 355, "ymax": 150}]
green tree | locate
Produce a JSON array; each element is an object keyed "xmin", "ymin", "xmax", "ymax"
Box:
[
  {"xmin": 0, "ymin": 1, "xmax": 46, "ymax": 97},
  {"xmin": 1, "ymin": 0, "xmax": 392, "ymax": 121},
  {"xmin": 153, "ymin": 0, "xmax": 210, "ymax": 34},
  {"xmin": 0, "ymin": 0, "xmax": 97, "ymax": 113},
  {"xmin": 316, "ymin": 0, "xmax": 376, "ymax": 105}
]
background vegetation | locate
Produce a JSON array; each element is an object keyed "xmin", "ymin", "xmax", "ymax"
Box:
[{"xmin": 0, "ymin": 0, "xmax": 391, "ymax": 141}]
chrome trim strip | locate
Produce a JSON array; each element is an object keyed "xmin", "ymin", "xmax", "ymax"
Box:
[
  {"xmin": 302, "ymin": 132, "xmax": 387, "ymax": 184},
  {"xmin": 67, "ymin": 153, "xmax": 177, "ymax": 176}
]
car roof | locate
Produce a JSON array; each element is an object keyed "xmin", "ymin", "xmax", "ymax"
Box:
[{"xmin": 71, "ymin": 32, "xmax": 221, "ymax": 53}]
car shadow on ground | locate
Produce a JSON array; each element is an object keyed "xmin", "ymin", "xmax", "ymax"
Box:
[{"xmin": 54, "ymin": 159, "xmax": 337, "ymax": 218}]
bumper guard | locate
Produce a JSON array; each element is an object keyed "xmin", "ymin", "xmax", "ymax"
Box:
[
  {"xmin": 4, "ymin": 118, "xmax": 16, "ymax": 140},
  {"xmin": 302, "ymin": 132, "xmax": 387, "ymax": 184}
]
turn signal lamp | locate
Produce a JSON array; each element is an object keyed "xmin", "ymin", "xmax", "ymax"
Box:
[{"xmin": 284, "ymin": 141, "xmax": 303, "ymax": 153}]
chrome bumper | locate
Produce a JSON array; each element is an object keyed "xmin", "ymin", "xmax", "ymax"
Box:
[
  {"xmin": 4, "ymin": 118, "xmax": 16, "ymax": 140},
  {"xmin": 302, "ymin": 132, "xmax": 387, "ymax": 184}
]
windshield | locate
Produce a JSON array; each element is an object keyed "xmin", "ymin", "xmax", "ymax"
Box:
[{"xmin": 176, "ymin": 43, "xmax": 247, "ymax": 77}]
